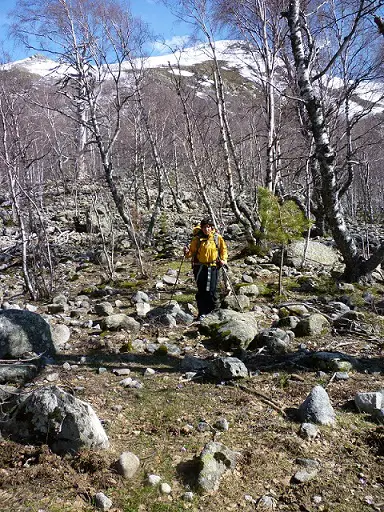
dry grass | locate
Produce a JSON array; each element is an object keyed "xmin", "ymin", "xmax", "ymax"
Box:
[{"xmin": 0, "ymin": 255, "xmax": 383, "ymax": 511}]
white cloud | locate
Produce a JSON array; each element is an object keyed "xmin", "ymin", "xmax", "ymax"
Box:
[{"xmin": 151, "ymin": 35, "xmax": 191, "ymax": 55}]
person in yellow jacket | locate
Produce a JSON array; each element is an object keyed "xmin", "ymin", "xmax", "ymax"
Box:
[{"xmin": 184, "ymin": 217, "xmax": 228, "ymax": 319}]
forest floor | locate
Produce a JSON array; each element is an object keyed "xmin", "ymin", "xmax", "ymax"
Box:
[{"xmin": 0, "ymin": 248, "xmax": 383, "ymax": 512}]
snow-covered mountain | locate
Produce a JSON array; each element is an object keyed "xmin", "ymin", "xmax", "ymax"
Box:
[
  {"xmin": 1, "ymin": 40, "xmax": 264, "ymax": 81},
  {"xmin": 2, "ymin": 39, "xmax": 384, "ymax": 115}
]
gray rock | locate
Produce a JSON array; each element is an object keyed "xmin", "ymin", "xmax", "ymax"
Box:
[
  {"xmin": 238, "ymin": 284, "xmax": 259, "ymax": 296},
  {"xmin": 282, "ymin": 240, "xmax": 340, "ymax": 268},
  {"xmin": 94, "ymin": 492, "xmax": 113, "ymax": 511},
  {"xmin": 294, "ymin": 314, "xmax": 331, "ymax": 337},
  {"xmin": 354, "ymin": 391, "xmax": 383, "ymax": 414},
  {"xmin": 0, "ymin": 309, "xmax": 54, "ymax": 358},
  {"xmin": 2, "ymin": 385, "xmax": 109, "ymax": 453},
  {"xmin": 162, "ymin": 275, "xmax": 177, "ymax": 286},
  {"xmin": 147, "ymin": 474, "xmax": 161, "ymax": 486},
  {"xmin": 197, "ymin": 441, "xmax": 240, "ymax": 492},
  {"xmin": 275, "ymin": 315, "xmax": 300, "ymax": 330},
  {"xmin": 279, "ymin": 304, "xmax": 309, "ymax": 317},
  {"xmin": 299, "ymin": 422, "xmax": 319, "ymax": 440},
  {"xmin": 208, "ymin": 357, "xmax": 248, "ymax": 380},
  {"xmin": 115, "ymin": 451, "xmax": 140, "ymax": 479},
  {"xmin": 200, "ymin": 309, "xmax": 259, "ymax": 350},
  {"xmin": 298, "ymin": 385, "xmax": 336, "ymax": 425},
  {"xmin": 51, "ymin": 324, "xmax": 71, "ymax": 351},
  {"xmin": 0, "ymin": 363, "xmax": 38, "ymax": 384},
  {"xmin": 213, "ymin": 418, "xmax": 229, "ymax": 431},
  {"xmin": 52, "ymin": 294, "xmax": 68, "ymax": 305},
  {"xmin": 131, "ymin": 291, "xmax": 150, "ymax": 304},
  {"xmin": 119, "ymin": 377, "xmax": 143, "ymax": 389},
  {"xmin": 222, "ymin": 294, "xmax": 250, "ymax": 311},
  {"xmin": 112, "ymin": 368, "xmax": 131, "ymax": 376},
  {"xmin": 251, "ymin": 328, "xmax": 293, "ymax": 355},
  {"xmin": 180, "ymin": 355, "xmax": 209, "ymax": 372},
  {"xmin": 136, "ymin": 302, "xmax": 151, "ymax": 317},
  {"xmin": 160, "ymin": 482, "xmax": 172, "ymax": 494},
  {"xmin": 94, "ymin": 302, "xmax": 114, "ymax": 316},
  {"xmin": 86, "ymin": 205, "xmax": 111, "ymax": 234},
  {"xmin": 256, "ymin": 495, "xmax": 277, "ymax": 510},
  {"xmin": 146, "ymin": 302, "xmax": 193, "ymax": 326},
  {"xmin": 334, "ymin": 372, "xmax": 349, "ymax": 381},
  {"xmin": 100, "ymin": 314, "xmax": 140, "ymax": 333},
  {"xmin": 292, "ymin": 458, "xmax": 320, "ymax": 484},
  {"xmin": 310, "ymin": 351, "xmax": 355, "ymax": 372}
]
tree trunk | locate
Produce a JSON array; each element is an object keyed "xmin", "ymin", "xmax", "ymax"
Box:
[{"xmin": 284, "ymin": 0, "xmax": 364, "ymax": 281}]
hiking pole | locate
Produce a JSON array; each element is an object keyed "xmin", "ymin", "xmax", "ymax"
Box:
[
  {"xmin": 221, "ymin": 265, "xmax": 243, "ymax": 312},
  {"xmin": 168, "ymin": 254, "xmax": 185, "ymax": 305}
]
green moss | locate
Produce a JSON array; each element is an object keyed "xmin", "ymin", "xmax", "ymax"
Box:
[{"xmin": 155, "ymin": 344, "xmax": 168, "ymax": 356}]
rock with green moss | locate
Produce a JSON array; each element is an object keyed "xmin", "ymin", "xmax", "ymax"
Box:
[
  {"xmin": 200, "ymin": 309, "xmax": 259, "ymax": 350},
  {"xmin": 278, "ymin": 304, "xmax": 309, "ymax": 318},
  {"xmin": 309, "ymin": 351, "xmax": 356, "ymax": 372},
  {"xmin": 294, "ymin": 313, "xmax": 330, "ymax": 337}
]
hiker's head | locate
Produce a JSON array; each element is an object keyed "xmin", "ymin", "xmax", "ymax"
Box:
[
  {"xmin": 201, "ymin": 217, "xmax": 214, "ymax": 229},
  {"xmin": 201, "ymin": 217, "xmax": 214, "ymax": 235}
]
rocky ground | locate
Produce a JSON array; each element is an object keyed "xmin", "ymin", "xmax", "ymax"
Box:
[{"xmin": 0, "ymin": 215, "xmax": 383, "ymax": 512}]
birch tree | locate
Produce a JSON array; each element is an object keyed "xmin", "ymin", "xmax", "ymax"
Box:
[
  {"xmin": 283, "ymin": 0, "xmax": 384, "ymax": 282},
  {"xmin": 11, "ymin": 0, "xmax": 148, "ymax": 273},
  {"xmin": 214, "ymin": 0, "xmax": 288, "ymax": 193},
  {"xmin": 163, "ymin": 0, "xmax": 259, "ymax": 243}
]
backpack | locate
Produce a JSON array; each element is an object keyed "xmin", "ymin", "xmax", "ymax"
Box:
[{"xmin": 191, "ymin": 225, "xmax": 220, "ymax": 267}]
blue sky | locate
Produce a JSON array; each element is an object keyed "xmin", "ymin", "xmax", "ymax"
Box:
[{"xmin": 0, "ymin": 0, "xmax": 194, "ymax": 61}]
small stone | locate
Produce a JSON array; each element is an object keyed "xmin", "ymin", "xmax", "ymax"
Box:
[
  {"xmin": 257, "ymin": 495, "xmax": 277, "ymax": 509},
  {"xmin": 183, "ymin": 491, "xmax": 194, "ymax": 501},
  {"xmin": 147, "ymin": 474, "xmax": 161, "ymax": 486},
  {"xmin": 94, "ymin": 492, "xmax": 112, "ymax": 511},
  {"xmin": 334, "ymin": 372, "xmax": 349, "ymax": 380},
  {"xmin": 98, "ymin": 367, "xmax": 108, "ymax": 374},
  {"xmin": 181, "ymin": 424, "xmax": 194, "ymax": 434},
  {"xmin": 197, "ymin": 421, "xmax": 211, "ymax": 432},
  {"xmin": 46, "ymin": 373, "xmax": 59, "ymax": 382},
  {"xmin": 115, "ymin": 451, "xmax": 140, "ymax": 479},
  {"xmin": 299, "ymin": 423, "xmax": 319, "ymax": 440},
  {"xmin": 213, "ymin": 418, "xmax": 229, "ymax": 431},
  {"xmin": 62, "ymin": 362, "xmax": 71, "ymax": 370},
  {"xmin": 160, "ymin": 482, "xmax": 172, "ymax": 494},
  {"xmin": 112, "ymin": 368, "xmax": 131, "ymax": 376},
  {"xmin": 119, "ymin": 377, "xmax": 143, "ymax": 389},
  {"xmin": 144, "ymin": 368, "xmax": 156, "ymax": 376}
]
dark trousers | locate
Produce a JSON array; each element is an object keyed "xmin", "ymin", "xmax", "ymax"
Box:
[{"xmin": 193, "ymin": 265, "xmax": 221, "ymax": 316}]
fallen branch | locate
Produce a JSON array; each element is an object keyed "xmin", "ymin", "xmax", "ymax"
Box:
[{"xmin": 228, "ymin": 382, "xmax": 286, "ymax": 417}]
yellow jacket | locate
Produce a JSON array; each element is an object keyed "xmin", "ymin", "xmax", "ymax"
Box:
[{"xmin": 185, "ymin": 227, "xmax": 228, "ymax": 265}]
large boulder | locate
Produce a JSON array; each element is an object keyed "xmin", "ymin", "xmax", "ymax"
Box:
[
  {"xmin": 294, "ymin": 313, "xmax": 331, "ymax": 337},
  {"xmin": 0, "ymin": 309, "xmax": 55, "ymax": 358},
  {"xmin": 2, "ymin": 385, "xmax": 110, "ymax": 454},
  {"xmin": 199, "ymin": 309, "xmax": 259, "ymax": 350},
  {"xmin": 276, "ymin": 240, "xmax": 340, "ymax": 269}
]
